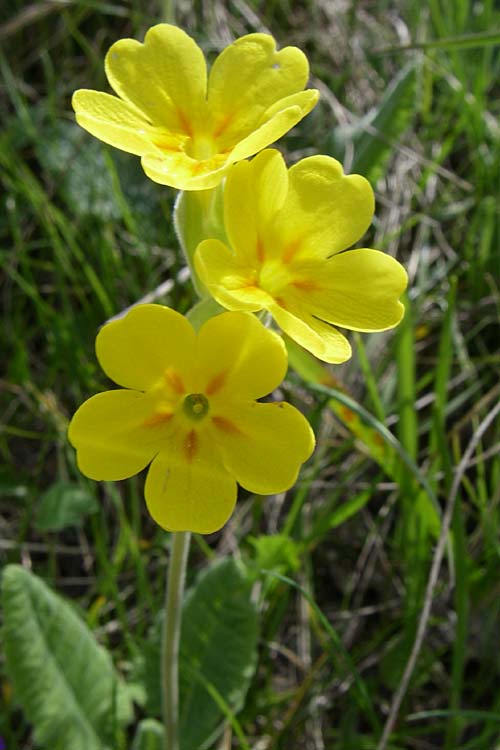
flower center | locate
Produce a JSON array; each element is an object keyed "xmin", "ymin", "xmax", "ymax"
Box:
[
  {"xmin": 183, "ymin": 393, "xmax": 210, "ymax": 421},
  {"xmin": 188, "ymin": 134, "xmax": 217, "ymax": 161},
  {"xmin": 259, "ymin": 259, "xmax": 293, "ymax": 296}
]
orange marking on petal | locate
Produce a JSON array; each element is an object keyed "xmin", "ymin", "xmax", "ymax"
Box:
[
  {"xmin": 256, "ymin": 237, "xmax": 265, "ymax": 263},
  {"xmin": 184, "ymin": 429, "xmax": 198, "ymax": 462},
  {"xmin": 282, "ymin": 240, "xmax": 302, "ymax": 264},
  {"xmin": 213, "ymin": 113, "xmax": 234, "ymax": 139},
  {"xmin": 206, "ymin": 371, "xmax": 227, "ymax": 396},
  {"xmin": 292, "ymin": 278, "xmax": 321, "ymax": 292},
  {"xmin": 191, "ymin": 158, "xmax": 217, "ymax": 175},
  {"xmin": 191, "ymin": 160, "xmax": 207, "ymax": 175},
  {"xmin": 212, "ymin": 416, "xmax": 242, "ymax": 435},
  {"xmin": 177, "ymin": 109, "xmax": 193, "ymax": 137},
  {"xmin": 241, "ymin": 282, "xmax": 260, "ymax": 292},
  {"xmin": 143, "ymin": 411, "xmax": 173, "ymax": 428},
  {"xmin": 274, "ymin": 296, "xmax": 288, "ymax": 309},
  {"xmin": 165, "ymin": 369, "xmax": 185, "ymax": 395},
  {"xmin": 152, "ymin": 138, "xmax": 183, "ymax": 153}
]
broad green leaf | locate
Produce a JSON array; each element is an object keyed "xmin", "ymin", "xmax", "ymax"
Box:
[
  {"xmin": 36, "ymin": 120, "xmax": 165, "ymax": 243},
  {"xmin": 34, "ymin": 480, "xmax": 98, "ymax": 531},
  {"xmin": 328, "ymin": 64, "xmax": 416, "ymax": 184},
  {"xmin": 1, "ymin": 565, "xmax": 132, "ymax": 750},
  {"xmin": 179, "ymin": 558, "xmax": 258, "ymax": 750},
  {"xmin": 132, "ymin": 719, "xmax": 165, "ymax": 750},
  {"xmin": 137, "ymin": 557, "xmax": 258, "ymax": 750},
  {"xmin": 37, "ymin": 122, "xmax": 121, "ymax": 221}
]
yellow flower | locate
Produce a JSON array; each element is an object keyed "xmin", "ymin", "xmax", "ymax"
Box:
[
  {"xmin": 195, "ymin": 149, "xmax": 408, "ymax": 363},
  {"xmin": 72, "ymin": 25, "xmax": 318, "ymax": 191},
  {"xmin": 68, "ymin": 305, "xmax": 314, "ymax": 534}
]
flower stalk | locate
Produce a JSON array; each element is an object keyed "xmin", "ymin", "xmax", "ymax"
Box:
[{"xmin": 162, "ymin": 531, "xmax": 191, "ymax": 750}]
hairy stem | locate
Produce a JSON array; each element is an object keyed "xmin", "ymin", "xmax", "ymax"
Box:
[{"xmin": 162, "ymin": 531, "xmax": 191, "ymax": 750}]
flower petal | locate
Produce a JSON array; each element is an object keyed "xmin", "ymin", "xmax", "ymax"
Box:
[
  {"xmin": 197, "ymin": 311, "xmax": 287, "ymax": 401},
  {"xmin": 270, "ymin": 303, "xmax": 352, "ymax": 363},
  {"xmin": 105, "ymin": 24, "xmax": 207, "ymax": 132},
  {"xmin": 141, "ymin": 150, "xmax": 231, "ymax": 191},
  {"xmin": 229, "ymin": 97, "xmax": 317, "ymax": 164},
  {"xmin": 272, "ymin": 155, "xmax": 375, "ymax": 259},
  {"xmin": 195, "ymin": 239, "xmax": 270, "ymax": 311},
  {"xmin": 306, "ymin": 249, "xmax": 407, "ymax": 331},
  {"xmin": 208, "ymin": 34, "xmax": 313, "ymax": 147},
  {"xmin": 145, "ymin": 432, "xmax": 236, "ymax": 534},
  {"xmin": 96, "ymin": 304, "xmax": 197, "ymax": 391},
  {"xmin": 212, "ymin": 401, "xmax": 315, "ymax": 494},
  {"xmin": 72, "ymin": 90, "xmax": 163, "ymax": 157},
  {"xmin": 222, "ymin": 150, "xmax": 288, "ymax": 264},
  {"xmin": 68, "ymin": 390, "xmax": 161, "ymax": 481}
]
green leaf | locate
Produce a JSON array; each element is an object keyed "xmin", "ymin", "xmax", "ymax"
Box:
[
  {"xmin": 376, "ymin": 29, "xmax": 500, "ymax": 53},
  {"xmin": 1, "ymin": 565, "xmax": 132, "ymax": 750},
  {"xmin": 132, "ymin": 719, "xmax": 165, "ymax": 750},
  {"xmin": 137, "ymin": 557, "xmax": 259, "ymax": 750},
  {"xmin": 179, "ymin": 558, "xmax": 258, "ymax": 750},
  {"xmin": 34, "ymin": 480, "xmax": 98, "ymax": 531},
  {"xmin": 37, "ymin": 121, "xmax": 121, "ymax": 221},
  {"xmin": 247, "ymin": 533, "xmax": 300, "ymax": 581},
  {"xmin": 328, "ymin": 64, "xmax": 416, "ymax": 184},
  {"xmin": 309, "ymin": 488, "xmax": 374, "ymax": 541},
  {"xmin": 36, "ymin": 120, "xmax": 165, "ymax": 243},
  {"xmin": 287, "ymin": 338, "xmax": 441, "ymax": 528}
]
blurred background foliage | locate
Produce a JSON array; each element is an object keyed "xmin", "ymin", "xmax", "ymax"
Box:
[{"xmin": 0, "ymin": 1, "xmax": 499, "ymax": 749}]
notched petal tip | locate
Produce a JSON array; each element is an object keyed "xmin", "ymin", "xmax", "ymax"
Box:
[
  {"xmin": 197, "ymin": 309, "xmax": 288, "ymax": 401},
  {"xmin": 215, "ymin": 401, "xmax": 315, "ymax": 495},
  {"xmin": 95, "ymin": 303, "xmax": 196, "ymax": 391},
  {"xmin": 144, "ymin": 449, "xmax": 237, "ymax": 535}
]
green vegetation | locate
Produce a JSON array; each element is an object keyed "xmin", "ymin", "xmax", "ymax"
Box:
[{"xmin": 1, "ymin": 1, "xmax": 499, "ymax": 748}]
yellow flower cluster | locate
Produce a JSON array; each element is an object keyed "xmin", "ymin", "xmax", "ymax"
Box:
[{"xmin": 70, "ymin": 24, "xmax": 407, "ymax": 533}]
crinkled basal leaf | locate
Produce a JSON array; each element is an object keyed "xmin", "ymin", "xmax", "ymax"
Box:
[
  {"xmin": 136, "ymin": 557, "xmax": 258, "ymax": 750},
  {"xmin": 37, "ymin": 121, "xmax": 121, "ymax": 221},
  {"xmin": 35, "ymin": 480, "xmax": 98, "ymax": 531},
  {"xmin": 37, "ymin": 121, "xmax": 166, "ymax": 241},
  {"xmin": 179, "ymin": 558, "xmax": 259, "ymax": 750},
  {"xmin": 1, "ymin": 565, "xmax": 132, "ymax": 750}
]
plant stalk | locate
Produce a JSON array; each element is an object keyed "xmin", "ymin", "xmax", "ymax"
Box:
[{"xmin": 162, "ymin": 531, "xmax": 191, "ymax": 750}]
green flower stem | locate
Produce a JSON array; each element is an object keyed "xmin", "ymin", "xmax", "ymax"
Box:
[
  {"xmin": 162, "ymin": 530, "xmax": 191, "ymax": 750},
  {"xmin": 161, "ymin": 0, "xmax": 176, "ymax": 24}
]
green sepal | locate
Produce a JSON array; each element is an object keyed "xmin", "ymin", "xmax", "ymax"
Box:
[{"xmin": 174, "ymin": 184, "xmax": 226, "ymax": 298}]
